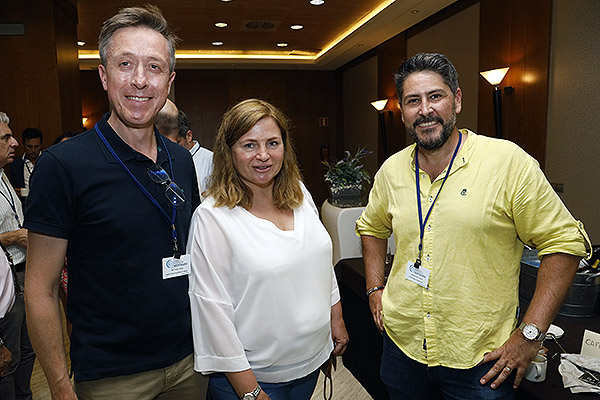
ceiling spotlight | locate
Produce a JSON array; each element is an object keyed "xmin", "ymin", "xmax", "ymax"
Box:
[
  {"xmin": 214, "ymin": 22, "xmax": 228, "ymax": 28},
  {"xmin": 411, "ymin": 9, "xmax": 419, "ymax": 14},
  {"xmin": 277, "ymin": 42, "xmax": 288, "ymax": 47},
  {"xmin": 220, "ymin": 0, "xmax": 233, "ymax": 2},
  {"xmin": 290, "ymin": 24, "xmax": 304, "ymax": 30},
  {"xmin": 212, "ymin": 41, "xmax": 224, "ymax": 46},
  {"xmin": 77, "ymin": 41, "xmax": 85, "ymax": 46},
  {"xmin": 309, "ymin": 0, "xmax": 325, "ymax": 5}
]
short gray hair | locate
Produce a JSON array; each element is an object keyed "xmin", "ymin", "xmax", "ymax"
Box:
[
  {"xmin": 98, "ymin": 4, "xmax": 179, "ymax": 73},
  {"xmin": 0, "ymin": 112, "xmax": 9, "ymax": 125},
  {"xmin": 395, "ymin": 53, "xmax": 459, "ymax": 100}
]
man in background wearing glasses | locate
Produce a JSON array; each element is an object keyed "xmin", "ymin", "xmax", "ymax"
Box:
[{"xmin": 23, "ymin": 5, "xmax": 203, "ymax": 400}]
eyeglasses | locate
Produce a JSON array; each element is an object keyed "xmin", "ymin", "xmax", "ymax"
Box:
[{"xmin": 147, "ymin": 164, "xmax": 186, "ymax": 207}]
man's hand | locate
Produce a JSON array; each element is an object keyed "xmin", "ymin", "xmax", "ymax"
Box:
[
  {"xmin": 0, "ymin": 344, "xmax": 12, "ymax": 376},
  {"xmin": 479, "ymin": 330, "xmax": 541, "ymax": 389},
  {"xmin": 0, "ymin": 228, "xmax": 28, "ymax": 249},
  {"xmin": 368, "ymin": 289, "xmax": 384, "ymax": 333}
]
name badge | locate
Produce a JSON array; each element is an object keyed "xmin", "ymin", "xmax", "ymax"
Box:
[
  {"xmin": 405, "ymin": 261, "xmax": 430, "ymax": 288},
  {"xmin": 162, "ymin": 254, "xmax": 191, "ymax": 279}
]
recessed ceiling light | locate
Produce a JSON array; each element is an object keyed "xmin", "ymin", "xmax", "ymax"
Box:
[
  {"xmin": 277, "ymin": 42, "xmax": 288, "ymax": 47},
  {"xmin": 77, "ymin": 41, "xmax": 85, "ymax": 46},
  {"xmin": 309, "ymin": 0, "xmax": 325, "ymax": 5},
  {"xmin": 411, "ymin": 9, "xmax": 419, "ymax": 14},
  {"xmin": 290, "ymin": 24, "xmax": 304, "ymax": 30},
  {"xmin": 215, "ymin": 22, "xmax": 228, "ymax": 28},
  {"xmin": 220, "ymin": 0, "xmax": 233, "ymax": 2},
  {"xmin": 212, "ymin": 41, "xmax": 224, "ymax": 46}
]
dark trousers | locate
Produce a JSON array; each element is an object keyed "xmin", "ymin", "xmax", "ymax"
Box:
[
  {"xmin": 0, "ymin": 270, "xmax": 36, "ymax": 400},
  {"xmin": 381, "ymin": 332, "xmax": 515, "ymax": 400}
]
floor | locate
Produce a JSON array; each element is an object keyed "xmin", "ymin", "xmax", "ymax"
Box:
[{"xmin": 30, "ymin": 312, "xmax": 373, "ymax": 399}]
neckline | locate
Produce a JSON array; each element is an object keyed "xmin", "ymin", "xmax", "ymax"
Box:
[{"xmin": 240, "ymin": 205, "xmax": 298, "ymax": 233}]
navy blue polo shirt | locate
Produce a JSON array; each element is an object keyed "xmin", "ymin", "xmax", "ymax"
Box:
[{"xmin": 24, "ymin": 114, "xmax": 201, "ymax": 381}]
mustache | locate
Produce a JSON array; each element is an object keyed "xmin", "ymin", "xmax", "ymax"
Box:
[{"xmin": 413, "ymin": 115, "xmax": 444, "ymax": 129}]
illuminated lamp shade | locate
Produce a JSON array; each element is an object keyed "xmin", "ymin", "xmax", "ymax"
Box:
[
  {"xmin": 480, "ymin": 67, "xmax": 509, "ymax": 86},
  {"xmin": 370, "ymin": 99, "xmax": 388, "ymax": 111},
  {"xmin": 82, "ymin": 117, "xmax": 88, "ymax": 126}
]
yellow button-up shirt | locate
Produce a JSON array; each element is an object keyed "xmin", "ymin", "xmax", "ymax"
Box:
[{"xmin": 356, "ymin": 129, "xmax": 590, "ymax": 368}]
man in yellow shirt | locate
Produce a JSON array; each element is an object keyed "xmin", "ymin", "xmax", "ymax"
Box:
[{"xmin": 356, "ymin": 53, "xmax": 590, "ymax": 399}]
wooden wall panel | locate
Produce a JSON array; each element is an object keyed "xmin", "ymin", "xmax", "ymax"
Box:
[
  {"xmin": 376, "ymin": 34, "xmax": 407, "ymax": 165},
  {"xmin": 81, "ymin": 69, "xmax": 109, "ymax": 130},
  {"xmin": 175, "ymin": 69, "xmax": 337, "ymax": 204},
  {"xmin": 478, "ymin": 0, "xmax": 552, "ymax": 167},
  {"xmin": 0, "ymin": 0, "xmax": 80, "ymax": 149}
]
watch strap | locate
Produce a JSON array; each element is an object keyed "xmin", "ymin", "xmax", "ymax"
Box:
[
  {"xmin": 519, "ymin": 321, "xmax": 546, "ymax": 341},
  {"xmin": 242, "ymin": 384, "xmax": 261, "ymax": 400}
]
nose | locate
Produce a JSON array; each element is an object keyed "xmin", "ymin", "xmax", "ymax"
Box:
[
  {"xmin": 256, "ymin": 144, "xmax": 270, "ymax": 161},
  {"xmin": 132, "ymin": 64, "xmax": 148, "ymax": 89},
  {"xmin": 10, "ymin": 137, "xmax": 18, "ymax": 148},
  {"xmin": 418, "ymin": 99, "xmax": 432, "ymax": 116}
]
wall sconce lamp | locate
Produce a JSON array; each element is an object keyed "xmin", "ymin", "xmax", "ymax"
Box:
[
  {"xmin": 480, "ymin": 67, "xmax": 511, "ymax": 138},
  {"xmin": 371, "ymin": 99, "xmax": 392, "ymax": 158},
  {"xmin": 82, "ymin": 117, "xmax": 88, "ymax": 127}
]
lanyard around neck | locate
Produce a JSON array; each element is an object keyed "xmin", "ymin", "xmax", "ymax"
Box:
[
  {"xmin": 414, "ymin": 132, "xmax": 462, "ymax": 267},
  {"xmin": 94, "ymin": 123, "xmax": 181, "ymax": 257},
  {"xmin": 0, "ymin": 175, "xmax": 22, "ymax": 228}
]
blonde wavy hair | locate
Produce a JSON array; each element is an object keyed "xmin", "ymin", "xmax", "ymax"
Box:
[{"xmin": 205, "ymin": 99, "xmax": 304, "ymax": 210}]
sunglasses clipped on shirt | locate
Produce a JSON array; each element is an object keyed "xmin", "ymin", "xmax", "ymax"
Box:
[{"xmin": 147, "ymin": 164, "xmax": 186, "ymax": 207}]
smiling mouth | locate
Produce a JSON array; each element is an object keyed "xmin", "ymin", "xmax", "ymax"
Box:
[
  {"xmin": 126, "ymin": 96, "xmax": 151, "ymax": 102},
  {"xmin": 418, "ymin": 121, "xmax": 439, "ymax": 128}
]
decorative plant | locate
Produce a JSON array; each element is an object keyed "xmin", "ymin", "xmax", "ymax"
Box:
[{"xmin": 322, "ymin": 147, "xmax": 372, "ymax": 187}]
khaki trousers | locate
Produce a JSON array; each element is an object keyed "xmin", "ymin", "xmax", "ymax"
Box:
[{"xmin": 75, "ymin": 354, "xmax": 208, "ymax": 400}]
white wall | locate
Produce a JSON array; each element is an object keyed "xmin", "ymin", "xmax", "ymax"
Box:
[{"xmin": 546, "ymin": 0, "xmax": 600, "ymax": 243}]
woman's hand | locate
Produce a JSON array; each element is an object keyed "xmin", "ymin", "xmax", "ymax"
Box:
[{"xmin": 331, "ymin": 302, "xmax": 349, "ymax": 356}]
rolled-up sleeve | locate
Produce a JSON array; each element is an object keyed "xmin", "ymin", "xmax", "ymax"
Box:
[{"xmin": 509, "ymin": 149, "xmax": 591, "ymax": 259}]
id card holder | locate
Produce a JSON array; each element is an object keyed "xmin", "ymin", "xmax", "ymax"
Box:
[
  {"xmin": 162, "ymin": 254, "xmax": 191, "ymax": 279},
  {"xmin": 405, "ymin": 261, "xmax": 430, "ymax": 288}
]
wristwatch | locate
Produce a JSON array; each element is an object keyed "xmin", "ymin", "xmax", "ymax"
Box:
[
  {"xmin": 519, "ymin": 321, "xmax": 546, "ymax": 341},
  {"xmin": 241, "ymin": 384, "xmax": 261, "ymax": 400}
]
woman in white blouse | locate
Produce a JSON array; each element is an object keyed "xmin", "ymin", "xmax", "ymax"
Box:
[{"xmin": 187, "ymin": 99, "xmax": 348, "ymax": 400}]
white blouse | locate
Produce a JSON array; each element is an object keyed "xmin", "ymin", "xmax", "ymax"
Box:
[{"xmin": 187, "ymin": 183, "xmax": 340, "ymax": 383}]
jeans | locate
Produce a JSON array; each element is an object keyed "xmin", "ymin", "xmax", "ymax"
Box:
[
  {"xmin": 207, "ymin": 369, "xmax": 320, "ymax": 400},
  {"xmin": 381, "ymin": 332, "xmax": 515, "ymax": 400}
]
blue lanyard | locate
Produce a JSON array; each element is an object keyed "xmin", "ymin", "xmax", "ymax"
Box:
[
  {"xmin": 414, "ymin": 132, "xmax": 462, "ymax": 267},
  {"xmin": 94, "ymin": 123, "xmax": 181, "ymax": 256},
  {"xmin": 0, "ymin": 175, "xmax": 22, "ymax": 228}
]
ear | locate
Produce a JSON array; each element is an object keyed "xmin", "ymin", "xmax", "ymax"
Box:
[
  {"xmin": 398, "ymin": 99, "xmax": 406, "ymax": 125},
  {"xmin": 98, "ymin": 64, "xmax": 108, "ymax": 91},
  {"xmin": 167, "ymin": 71, "xmax": 176, "ymax": 95},
  {"xmin": 186, "ymin": 129, "xmax": 193, "ymax": 144},
  {"xmin": 454, "ymin": 87, "xmax": 463, "ymax": 115}
]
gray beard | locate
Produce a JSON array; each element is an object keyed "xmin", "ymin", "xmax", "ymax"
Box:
[{"xmin": 408, "ymin": 112, "xmax": 456, "ymax": 151}]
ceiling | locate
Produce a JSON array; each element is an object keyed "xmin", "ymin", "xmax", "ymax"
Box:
[{"xmin": 77, "ymin": 0, "xmax": 457, "ymax": 70}]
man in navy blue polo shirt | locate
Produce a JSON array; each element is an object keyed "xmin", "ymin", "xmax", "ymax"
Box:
[{"xmin": 23, "ymin": 5, "xmax": 206, "ymax": 399}]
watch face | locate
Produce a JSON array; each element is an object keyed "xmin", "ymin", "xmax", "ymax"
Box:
[{"xmin": 523, "ymin": 324, "xmax": 539, "ymax": 340}]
